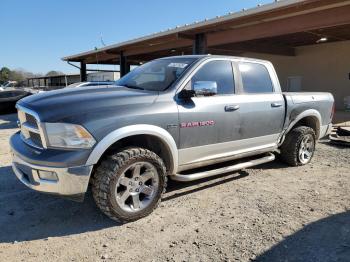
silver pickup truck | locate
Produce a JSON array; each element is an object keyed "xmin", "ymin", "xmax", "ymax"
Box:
[{"xmin": 10, "ymin": 55, "xmax": 334, "ymax": 222}]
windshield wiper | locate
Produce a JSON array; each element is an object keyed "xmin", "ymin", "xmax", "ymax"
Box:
[{"xmin": 123, "ymin": 84, "xmax": 144, "ymax": 90}]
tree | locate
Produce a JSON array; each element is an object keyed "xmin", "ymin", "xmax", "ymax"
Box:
[
  {"xmin": 9, "ymin": 70, "xmax": 25, "ymax": 82},
  {"xmin": 0, "ymin": 67, "xmax": 45, "ymax": 86},
  {"xmin": 0, "ymin": 67, "xmax": 11, "ymax": 84},
  {"xmin": 46, "ymin": 70, "xmax": 63, "ymax": 77}
]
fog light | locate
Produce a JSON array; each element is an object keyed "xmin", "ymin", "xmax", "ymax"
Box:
[{"xmin": 38, "ymin": 170, "xmax": 58, "ymax": 181}]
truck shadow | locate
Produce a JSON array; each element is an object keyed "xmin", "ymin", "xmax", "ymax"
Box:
[
  {"xmin": 0, "ymin": 166, "xmax": 117, "ymax": 243},
  {"xmin": 164, "ymin": 170, "xmax": 249, "ymax": 202},
  {"xmin": 0, "ymin": 166, "xmax": 251, "ymax": 243},
  {"xmin": 255, "ymin": 211, "xmax": 350, "ymax": 261},
  {"xmin": 319, "ymin": 140, "xmax": 350, "ymax": 149},
  {"xmin": 0, "ymin": 157, "xmax": 301, "ymax": 243},
  {"xmin": 0, "ymin": 108, "xmax": 17, "ymax": 116},
  {"xmin": 163, "ymin": 156, "xmax": 291, "ymax": 202},
  {"xmin": 0, "ymin": 113, "xmax": 18, "ymax": 130},
  {"xmin": 248, "ymin": 159, "xmax": 290, "ymax": 170}
]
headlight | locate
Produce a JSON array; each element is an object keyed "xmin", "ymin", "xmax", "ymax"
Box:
[{"xmin": 44, "ymin": 123, "xmax": 96, "ymax": 149}]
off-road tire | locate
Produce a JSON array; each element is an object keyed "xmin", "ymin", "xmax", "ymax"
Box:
[
  {"xmin": 92, "ymin": 147, "xmax": 167, "ymax": 222},
  {"xmin": 280, "ymin": 126, "xmax": 316, "ymax": 166}
]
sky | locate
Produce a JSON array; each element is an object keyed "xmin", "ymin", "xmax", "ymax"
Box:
[{"xmin": 1, "ymin": 0, "xmax": 273, "ymax": 74}]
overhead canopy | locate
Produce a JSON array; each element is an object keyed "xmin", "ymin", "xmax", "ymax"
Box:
[{"xmin": 62, "ymin": 0, "xmax": 350, "ymax": 65}]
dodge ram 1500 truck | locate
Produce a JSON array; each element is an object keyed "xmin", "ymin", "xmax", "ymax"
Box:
[{"xmin": 10, "ymin": 55, "xmax": 334, "ymax": 222}]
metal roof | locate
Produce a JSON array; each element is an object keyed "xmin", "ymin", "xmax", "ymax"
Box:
[
  {"xmin": 62, "ymin": 0, "xmax": 305, "ymax": 61},
  {"xmin": 62, "ymin": 0, "xmax": 350, "ymax": 62}
]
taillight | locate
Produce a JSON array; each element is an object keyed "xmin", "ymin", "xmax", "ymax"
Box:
[{"xmin": 330, "ymin": 102, "xmax": 335, "ymax": 120}]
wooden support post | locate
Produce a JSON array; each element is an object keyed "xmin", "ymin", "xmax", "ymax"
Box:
[
  {"xmin": 193, "ymin": 33, "xmax": 207, "ymax": 55},
  {"xmin": 120, "ymin": 51, "xmax": 130, "ymax": 77},
  {"xmin": 80, "ymin": 62, "xmax": 87, "ymax": 82}
]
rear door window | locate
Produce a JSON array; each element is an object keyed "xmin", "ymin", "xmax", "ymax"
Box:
[{"xmin": 239, "ymin": 62, "xmax": 273, "ymax": 93}]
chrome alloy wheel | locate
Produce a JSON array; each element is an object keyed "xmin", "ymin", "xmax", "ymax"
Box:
[
  {"xmin": 298, "ymin": 134, "xmax": 315, "ymax": 164},
  {"xmin": 115, "ymin": 161, "xmax": 159, "ymax": 212}
]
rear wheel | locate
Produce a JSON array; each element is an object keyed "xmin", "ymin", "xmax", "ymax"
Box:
[
  {"xmin": 280, "ymin": 126, "xmax": 316, "ymax": 166},
  {"xmin": 92, "ymin": 148, "xmax": 167, "ymax": 222}
]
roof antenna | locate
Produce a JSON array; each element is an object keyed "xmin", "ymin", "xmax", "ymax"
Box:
[
  {"xmin": 100, "ymin": 33, "xmax": 106, "ymax": 47},
  {"xmin": 93, "ymin": 33, "xmax": 106, "ymax": 85}
]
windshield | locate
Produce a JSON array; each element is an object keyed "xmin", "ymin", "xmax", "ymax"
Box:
[
  {"xmin": 1, "ymin": 81, "xmax": 9, "ymax": 87},
  {"xmin": 1, "ymin": 82, "xmax": 15, "ymax": 88},
  {"xmin": 116, "ymin": 57, "xmax": 197, "ymax": 91}
]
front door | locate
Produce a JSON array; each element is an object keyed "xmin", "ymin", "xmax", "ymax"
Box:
[{"xmin": 177, "ymin": 59, "xmax": 239, "ymax": 167}]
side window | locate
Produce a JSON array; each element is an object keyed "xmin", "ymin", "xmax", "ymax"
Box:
[
  {"xmin": 190, "ymin": 60, "xmax": 235, "ymax": 95},
  {"xmin": 239, "ymin": 62, "xmax": 273, "ymax": 93}
]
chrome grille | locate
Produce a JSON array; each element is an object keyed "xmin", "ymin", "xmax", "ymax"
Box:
[
  {"xmin": 18, "ymin": 107, "xmax": 45, "ymax": 149},
  {"xmin": 24, "ymin": 114, "xmax": 38, "ymax": 128},
  {"xmin": 28, "ymin": 132, "xmax": 43, "ymax": 147}
]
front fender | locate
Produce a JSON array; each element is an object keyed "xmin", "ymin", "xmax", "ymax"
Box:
[{"xmin": 85, "ymin": 124, "xmax": 178, "ymax": 174}]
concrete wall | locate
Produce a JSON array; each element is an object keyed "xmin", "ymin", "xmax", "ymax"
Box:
[{"xmin": 244, "ymin": 40, "xmax": 350, "ymax": 110}]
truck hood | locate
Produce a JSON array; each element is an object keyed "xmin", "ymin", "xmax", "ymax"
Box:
[{"xmin": 18, "ymin": 86, "xmax": 159, "ymax": 122}]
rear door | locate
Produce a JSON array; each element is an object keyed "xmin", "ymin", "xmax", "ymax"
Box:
[{"xmin": 234, "ymin": 61, "xmax": 285, "ymax": 146}]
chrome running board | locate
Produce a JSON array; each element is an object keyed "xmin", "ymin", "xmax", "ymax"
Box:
[{"xmin": 171, "ymin": 153, "xmax": 275, "ymax": 182}]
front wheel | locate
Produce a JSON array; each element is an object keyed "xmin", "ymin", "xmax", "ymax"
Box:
[
  {"xmin": 92, "ymin": 148, "xmax": 167, "ymax": 222},
  {"xmin": 280, "ymin": 126, "xmax": 316, "ymax": 166}
]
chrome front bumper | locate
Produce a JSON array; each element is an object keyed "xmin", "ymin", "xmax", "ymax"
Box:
[{"xmin": 12, "ymin": 153, "xmax": 93, "ymax": 201}]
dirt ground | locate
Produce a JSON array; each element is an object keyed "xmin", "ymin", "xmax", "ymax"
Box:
[{"xmin": 0, "ymin": 113, "xmax": 349, "ymax": 262}]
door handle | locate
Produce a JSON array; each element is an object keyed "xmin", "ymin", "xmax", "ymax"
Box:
[
  {"xmin": 225, "ymin": 105, "xmax": 240, "ymax": 112},
  {"xmin": 271, "ymin": 102, "xmax": 282, "ymax": 108}
]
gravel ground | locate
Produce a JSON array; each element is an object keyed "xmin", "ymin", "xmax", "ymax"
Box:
[{"xmin": 0, "ymin": 113, "xmax": 349, "ymax": 262}]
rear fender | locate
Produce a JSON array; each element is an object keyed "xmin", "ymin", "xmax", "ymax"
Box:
[{"xmin": 280, "ymin": 109, "xmax": 321, "ymax": 144}]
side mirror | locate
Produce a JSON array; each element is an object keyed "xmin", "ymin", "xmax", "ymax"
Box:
[
  {"xmin": 178, "ymin": 89, "xmax": 195, "ymax": 100},
  {"xmin": 193, "ymin": 81, "xmax": 217, "ymax": 96}
]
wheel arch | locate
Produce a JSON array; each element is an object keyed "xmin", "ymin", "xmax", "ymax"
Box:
[
  {"xmin": 86, "ymin": 125, "xmax": 178, "ymax": 174},
  {"xmin": 285, "ymin": 109, "xmax": 322, "ymax": 139}
]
